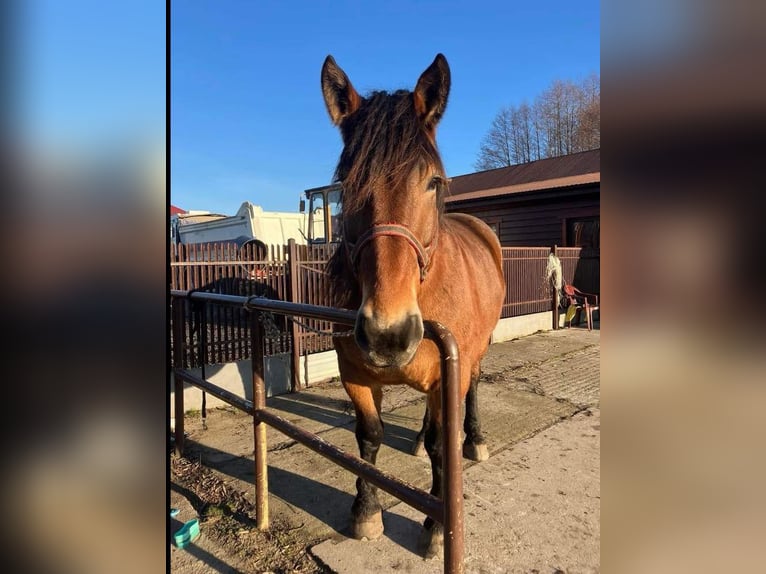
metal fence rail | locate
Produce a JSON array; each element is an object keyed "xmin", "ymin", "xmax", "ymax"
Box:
[
  {"xmin": 170, "ymin": 240, "xmax": 337, "ymax": 374},
  {"xmin": 171, "ymin": 242, "xmax": 599, "ymax": 372},
  {"xmin": 171, "ymin": 290, "xmax": 466, "ymax": 574}
]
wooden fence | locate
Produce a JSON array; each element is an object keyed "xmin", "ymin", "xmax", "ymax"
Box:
[
  {"xmin": 500, "ymin": 247, "xmax": 552, "ymax": 318},
  {"xmin": 558, "ymin": 246, "xmax": 600, "ymax": 296},
  {"xmin": 170, "ymin": 241, "xmax": 599, "ymax": 370},
  {"xmin": 170, "ymin": 242, "xmax": 293, "ymax": 369},
  {"xmin": 500, "ymin": 246, "xmax": 600, "ymax": 319}
]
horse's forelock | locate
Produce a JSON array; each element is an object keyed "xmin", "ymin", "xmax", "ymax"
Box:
[{"xmin": 334, "ymin": 90, "xmax": 445, "ymax": 216}]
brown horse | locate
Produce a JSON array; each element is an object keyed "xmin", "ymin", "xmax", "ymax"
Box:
[{"xmin": 322, "ymin": 53, "xmax": 505, "ymax": 558}]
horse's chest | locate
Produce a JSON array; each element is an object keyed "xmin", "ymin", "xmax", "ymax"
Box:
[{"xmin": 335, "ymin": 340, "xmax": 441, "ymax": 392}]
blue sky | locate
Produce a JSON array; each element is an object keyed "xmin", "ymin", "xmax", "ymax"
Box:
[
  {"xmin": 172, "ymin": 1, "xmax": 599, "ymax": 215},
  {"xmin": 20, "ymin": 0, "xmax": 165, "ymax": 151}
]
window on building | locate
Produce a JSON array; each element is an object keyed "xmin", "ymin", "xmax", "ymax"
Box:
[
  {"xmin": 566, "ymin": 217, "xmax": 599, "ymax": 249},
  {"xmin": 485, "ymin": 218, "xmax": 501, "ymax": 241}
]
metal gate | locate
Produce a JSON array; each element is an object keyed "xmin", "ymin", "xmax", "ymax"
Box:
[{"xmin": 171, "ymin": 289, "xmax": 466, "ymax": 574}]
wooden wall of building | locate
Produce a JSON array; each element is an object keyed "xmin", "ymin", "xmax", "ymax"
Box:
[{"xmin": 445, "ymin": 184, "xmax": 600, "ymax": 248}]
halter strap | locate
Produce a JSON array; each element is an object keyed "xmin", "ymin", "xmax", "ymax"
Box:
[{"xmin": 346, "ymin": 223, "xmax": 435, "ymax": 282}]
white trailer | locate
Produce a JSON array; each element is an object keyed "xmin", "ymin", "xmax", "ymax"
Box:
[{"xmin": 175, "ymin": 201, "xmax": 324, "ymax": 248}]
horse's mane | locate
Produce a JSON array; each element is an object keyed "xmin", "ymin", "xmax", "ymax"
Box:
[
  {"xmin": 334, "ymin": 90, "xmax": 446, "ymax": 215},
  {"xmin": 328, "ymin": 89, "xmax": 448, "ymax": 308}
]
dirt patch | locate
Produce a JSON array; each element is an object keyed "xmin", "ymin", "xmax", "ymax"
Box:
[
  {"xmin": 171, "ymin": 453, "xmax": 331, "ymax": 573},
  {"xmin": 170, "ymin": 328, "xmax": 600, "ymax": 572}
]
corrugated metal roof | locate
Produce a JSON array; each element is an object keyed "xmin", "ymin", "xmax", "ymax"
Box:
[{"xmin": 446, "ymin": 149, "xmax": 600, "ymax": 202}]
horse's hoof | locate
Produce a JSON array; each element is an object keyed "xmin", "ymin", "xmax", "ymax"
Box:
[
  {"xmin": 418, "ymin": 525, "xmax": 444, "ymax": 559},
  {"xmin": 351, "ymin": 510, "xmax": 384, "ymax": 540},
  {"xmin": 411, "ymin": 439, "xmax": 427, "ymax": 457},
  {"xmin": 463, "ymin": 442, "xmax": 490, "ymax": 462}
]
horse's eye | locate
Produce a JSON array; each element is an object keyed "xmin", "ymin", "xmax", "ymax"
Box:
[{"xmin": 427, "ymin": 176, "xmax": 442, "ymax": 192}]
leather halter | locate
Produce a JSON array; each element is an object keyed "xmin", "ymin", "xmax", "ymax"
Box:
[{"xmin": 345, "ymin": 223, "xmax": 436, "ymax": 282}]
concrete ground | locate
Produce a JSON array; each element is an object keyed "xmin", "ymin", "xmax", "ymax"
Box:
[{"xmin": 171, "ymin": 325, "xmax": 600, "ymax": 573}]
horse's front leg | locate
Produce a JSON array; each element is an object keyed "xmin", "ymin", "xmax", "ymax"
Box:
[
  {"xmin": 414, "ymin": 365, "xmax": 489, "ymax": 462},
  {"xmin": 411, "ymin": 404, "xmax": 429, "ymax": 457},
  {"xmin": 463, "ymin": 365, "xmax": 489, "ymax": 461},
  {"xmin": 418, "ymin": 390, "xmax": 445, "ymax": 559},
  {"xmin": 344, "ymin": 381, "xmax": 385, "ymax": 540}
]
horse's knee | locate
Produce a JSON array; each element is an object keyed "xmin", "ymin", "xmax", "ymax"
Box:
[
  {"xmin": 356, "ymin": 416, "xmax": 383, "ymax": 443},
  {"xmin": 356, "ymin": 417, "xmax": 384, "ymax": 462}
]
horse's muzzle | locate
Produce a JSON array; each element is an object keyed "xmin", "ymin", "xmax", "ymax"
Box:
[{"xmin": 354, "ymin": 311, "xmax": 424, "ymax": 368}]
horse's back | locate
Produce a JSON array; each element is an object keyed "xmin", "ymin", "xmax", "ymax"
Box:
[{"xmin": 443, "ymin": 212, "xmax": 504, "ymax": 275}]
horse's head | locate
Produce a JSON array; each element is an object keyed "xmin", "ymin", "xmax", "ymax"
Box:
[{"xmin": 322, "ymin": 54, "xmax": 450, "ymax": 368}]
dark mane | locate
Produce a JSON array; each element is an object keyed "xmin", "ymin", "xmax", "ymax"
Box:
[
  {"xmin": 327, "ymin": 242, "xmax": 356, "ymax": 308},
  {"xmin": 334, "ymin": 89, "xmax": 446, "ymax": 215},
  {"xmin": 328, "ymin": 89, "xmax": 448, "ymax": 308}
]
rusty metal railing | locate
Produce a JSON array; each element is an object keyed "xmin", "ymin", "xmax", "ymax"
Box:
[{"xmin": 170, "ymin": 289, "xmax": 465, "ymax": 574}]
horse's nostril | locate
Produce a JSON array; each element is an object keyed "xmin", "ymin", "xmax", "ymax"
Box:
[
  {"xmin": 398, "ymin": 314, "xmax": 424, "ymax": 349},
  {"xmin": 354, "ymin": 315, "xmax": 372, "ymax": 352}
]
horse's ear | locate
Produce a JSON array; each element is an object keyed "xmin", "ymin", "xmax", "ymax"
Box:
[
  {"xmin": 413, "ymin": 54, "xmax": 451, "ymax": 130},
  {"xmin": 321, "ymin": 55, "xmax": 361, "ymax": 126}
]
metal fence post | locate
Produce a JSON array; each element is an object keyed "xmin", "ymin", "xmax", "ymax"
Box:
[
  {"xmin": 552, "ymin": 245, "xmax": 560, "ymax": 330},
  {"xmin": 287, "ymin": 238, "xmax": 302, "ymax": 392},
  {"xmin": 431, "ymin": 323, "xmax": 465, "ymax": 574},
  {"xmin": 173, "ymin": 298, "xmax": 186, "ymax": 456},
  {"xmin": 251, "ymin": 310, "xmax": 269, "ymax": 529}
]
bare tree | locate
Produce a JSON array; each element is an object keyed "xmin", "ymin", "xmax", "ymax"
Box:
[
  {"xmin": 537, "ymin": 79, "xmax": 584, "ymax": 157},
  {"xmin": 512, "ymin": 102, "xmax": 535, "ymax": 164},
  {"xmin": 476, "ymin": 101, "xmax": 540, "ymax": 170},
  {"xmin": 476, "ymin": 107, "xmax": 514, "ymax": 170},
  {"xmin": 574, "ymin": 73, "xmax": 600, "ymax": 150},
  {"xmin": 475, "ymin": 75, "xmax": 600, "ymax": 170}
]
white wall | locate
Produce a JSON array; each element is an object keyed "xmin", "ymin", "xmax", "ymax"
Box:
[
  {"xmin": 491, "ymin": 311, "xmax": 555, "ymax": 342},
  {"xmin": 298, "ymin": 350, "xmax": 340, "ymax": 387},
  {"xmin": 170, "ymin": 354, "xmax": 291, "ymax": 417}
]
